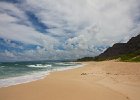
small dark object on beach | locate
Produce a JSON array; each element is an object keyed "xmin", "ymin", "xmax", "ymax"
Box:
[
  {"xmin": 81, "ymin": 73, "xmax": 87, "ymax": 75},
  {"xmin": 106, "ymin": 72, "xmax": 111, "ymax": 75},
  {"xmin": 126, "ymin": 96, "xmax": 130, "ymax": 100}
]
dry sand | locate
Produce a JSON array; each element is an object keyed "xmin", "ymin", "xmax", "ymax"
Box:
[{"xmin": 0, "ymin": 61, "xmax": 140, "ymax": 100}]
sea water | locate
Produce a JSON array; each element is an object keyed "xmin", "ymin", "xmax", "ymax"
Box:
[{"xmin": 0, "ymin": 61, "xmax": 82, "ymax": 88}]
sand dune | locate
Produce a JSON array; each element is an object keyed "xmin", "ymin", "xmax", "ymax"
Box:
[{"xmin": 0, "ymin": 61, "xmax": 140, "ymax": 100}]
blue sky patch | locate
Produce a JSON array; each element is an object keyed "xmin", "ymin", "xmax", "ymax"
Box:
[
  {"xmin": 0, "ymin": 38, "xmax": 42, "ymax": 52},
  {"xmin": 25, "ymin": 11, "xmax": 49, "ymax": 33},
  {"xmin": 0, "ymin": 0, "xmax": 21, "ymax": 3}
]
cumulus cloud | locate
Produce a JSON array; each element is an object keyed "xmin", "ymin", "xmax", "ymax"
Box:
[
  {"xmin": 0, "ymin": 2, "xmax": 58, "ymax": 49},
  {"xmin": 0, "ymin": 0, "xmax": 140, "ymax": 61},
  {"xmin": 26, "ymin": 0, "xmax": 140, "ymax": 46}
]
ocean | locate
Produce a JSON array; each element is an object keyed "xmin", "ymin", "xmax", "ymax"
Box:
[{"xmin": 0, "ymin": 61, "xmax": 82, "ymax": 88}]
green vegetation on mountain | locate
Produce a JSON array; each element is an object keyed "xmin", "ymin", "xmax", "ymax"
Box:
[{"xmin": 119, "ymin": 50, "xmax": 140, "ymax": 62}]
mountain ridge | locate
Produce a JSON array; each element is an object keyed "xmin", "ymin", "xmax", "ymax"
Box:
[
  {"xmin": 98, "ymin": 34, "xmax": 140, "ymax": 59},
  {"xmin": 77, "ymin": 34, "xmax": 140, "ymax": 62}
]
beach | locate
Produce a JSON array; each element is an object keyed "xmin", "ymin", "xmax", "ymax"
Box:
[{"xmin": 0, "ymin": 61, "xmax": 140, "ymax": 100}]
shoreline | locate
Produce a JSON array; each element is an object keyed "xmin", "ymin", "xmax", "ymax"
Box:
[
  {"xmin": 0, "ymin": 62, "xmax": 84, "ymax": 88},
  {"xmin": 0, "ymin": 61, "xmax": 140, "ymax": 100}
]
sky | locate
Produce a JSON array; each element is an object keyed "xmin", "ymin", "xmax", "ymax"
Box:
[{"xmin": 0, "ymin": 0, "xmax": 140, "ymax": 61}]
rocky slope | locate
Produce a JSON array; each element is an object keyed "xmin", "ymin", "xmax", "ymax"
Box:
[{"xmin": 97, "ymin": 34, "xmax": 140, "ymax": 59}]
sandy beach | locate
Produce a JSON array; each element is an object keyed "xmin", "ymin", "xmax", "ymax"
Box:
[{"xmin": 0, "ymin": 61, "xmax": 140, "ymax": 100}]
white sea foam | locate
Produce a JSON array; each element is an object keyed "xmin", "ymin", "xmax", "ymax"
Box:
[
  {"xmin": 0, "ymin": 71, "xmax": 50, "ymax": 88},
  {"xmin": 27, "ymin": 64, "xmax": 52, "ymax": 68},
  {"xmin": 0, "ymin": 63, "xmax": 84, "ymax": 88},
  {"xmin": 55, "ymin": 62, "xmax": 78, "ymax": 66}
]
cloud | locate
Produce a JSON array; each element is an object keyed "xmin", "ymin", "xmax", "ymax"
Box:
[
  {"xmin": 0, "ymin": 0, "xmax": 140, "ymax": 61},
  {"xmin": 26, "ymin": 0, "xmax": 140, "ymax": 44},
  {"xmin": 0, "ymin": 2, "xmax": 58, "ymax": 49}
]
